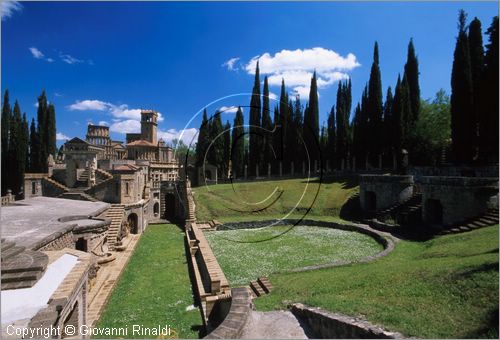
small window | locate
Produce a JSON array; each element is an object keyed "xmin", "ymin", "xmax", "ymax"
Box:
[{"xmin": 125, "ymin": 182, "xmax": 129, "ymax": 195}]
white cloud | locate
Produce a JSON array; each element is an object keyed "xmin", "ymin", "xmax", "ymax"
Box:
[
  {"xmin": 158, "ymin": 128, "xmax": 198, "ymax": 145},
  {"xmin": 222, "ymin": 57, "xmax": 240, "ymax": 71},
  {"xmin": 109, "ymin": 120, "xmax": 140, "ymax": 134},
  {"xmin": 268, "ymin": 92, "xmax": 278, "ymax": 101},
  {"xmin": 68, "ymin": 100, "xmax": 109, "ymax": 111},
  {"xmin": 218, "ymin": 106, "xmax": 239, "ymax": 113},
  {"xmin": 98, "ymin": 121, "xmax": 109, "ymax": 126},
  {"xmin": 244, "ymin": 47, "xmax": 359, "ymax": 96},
  {"xmin": 1, "ymin": 1, "xmax": 22, "ymax": 21},
  {"xmin": 60, "ymin": 53, "xmax": 83, "ymax": 65},
  {"xmin": 56, "ymin": 132, "xmax": 70, "ymax": 141},
  {"xmin": 29, "ymin": 47, "xmax": 44, "ymax": 59},
  {"xmin": 54, "ymin": 92, "xmax": 63, "ymax": 97}
]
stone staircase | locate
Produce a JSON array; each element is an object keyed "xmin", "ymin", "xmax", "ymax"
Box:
[
  {"xmin": 375, "ymin": 192, "xmax": 423, "ymax": 226},
  {"xmin": 43, "ymin": 176, "xmax": 70, "ymax": 193},
  {"xmin": 1, "ymin": 238, "xmax": 49, "ymax": 290},
  {"xmin": 78, "ymin": 169, "xmax": 90, "ymax": 182},
  {"xmin": 187, "ymin": 187, "xmax": 196, "ymax": 222},
  {"xmin": 105, "ymin": 204, "xmax": 125, "ymax": 250},
  {"xmin": 95, "ymin": 168, "xmax": 113, "ymax": 185},
  {"xmin": 249, "ymin": 277, "xmax": 273, "ymax": 298},
  {"xmin": 59, "ymin": 187, "xmax": 99, "ymax": 202},
  {"xmin": 436, "ymin": 208, "xmax": 499, "ymax": 235}
]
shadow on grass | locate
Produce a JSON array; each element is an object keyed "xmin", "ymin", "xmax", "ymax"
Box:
[
  {"xmin": 464, "ymin": 308, "xmax": 499, "ymax": 339},
  {"xmin": 301, "ymin": 175, "xmax": 359, "ymax": 189}
]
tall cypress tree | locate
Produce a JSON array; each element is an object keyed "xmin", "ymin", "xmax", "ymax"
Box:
[
  {"xmin": 208, "ymin": 111, "xmax": 224, "ymax": 176},
  {"xmin": 1, "ymin": 90, "xmax": 11, "ymax": 194},
  {"xmin": 450, "ymin": 10, "xmax": 474, "ymax": 164},
  {"xmin": 248, "ymin": 61, "xmax": 261, "ymax": 175},
  {"xmin": 261, "ymin": 76, "xmax": 274, "ymax": 169},
  {"xmin": 8, "ymin": 101, "xmax": 21, "ymax": 194},
  {"xmin": 479, "ymin": 16, "xmax": 499, "ymax": 163},
  {"xmin": 37, "ymin": 90, "xmax": 49, "ymax": 171},
  {"xmin": 468, "ymin": 17, "xmax": 484, "ymax": 157},
  {"xmin": 29, "ymin": 118, "xmax": 41, "ymax": 173},
  {"xmin": 272, "ymin": 105, "xmax": 281, "ymax": 173},
  {"xmin": 293, "ymin": 95, "xmax": 304, "ymax": 167},
  {"xmin": 336, "ymin": 81, "xmax": 350, "ymax": 164},
  {"xmin": 21, "ymin": 113, "xmax": 29, "ymax": 178},
  {"xmin": 231, "ymin": 107, "xmax": 245, "ymax": 178},
  {"xmin": 278, "ymin": 79, "xmax": 289, "ymax": 171},
  {"xmin": 326, "ymin": 105, "xmax": 336, "ymax": 167},
  {"xmin": 383, "ymin": 86, "xmax": 394, "ymax": 158},
  {"xmin": 304, "ymin": 72, "xmax": 320, "ymax": 164},
  {"xmin": 351, "ymin": 103, "xmax": 362, "ymax": 168},
  {"xmin": 404, "ymin": 39, "xmax": 421, "ymax": 124},
  {"xmin": 367, "ymin": 42, "xmax": 383, "ymax": 163},
  {"xmin": 46, "ymin": 104, "xmax": 57, "ymax": 157},
  {"xmin": 196, "ymin": 109, "xmax": 210, "ymax": 167},
  {"xmin": 223, "ymin": 120, "xmax": 231, "ymax": 179}
]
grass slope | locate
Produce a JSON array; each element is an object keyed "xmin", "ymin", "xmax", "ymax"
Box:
[
  {"xmin": 193, "ymin": 177, "xmax": 358, "ymax": 222},
  {"xmin": 204, "ymin": 226, "xmax": 382, "ymax": 285},
  {"xmin": 95, "ymin": 224, "xmax": 202, "ymax": 339},
  {"xmin": 255, "ymin": 225, "xmax": 499, "ymax": 338}
]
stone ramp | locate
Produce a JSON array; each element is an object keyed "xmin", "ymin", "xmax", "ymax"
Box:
[{"xmin": 240, "ymin": 311, "xmax": 313, "ymax": 339}]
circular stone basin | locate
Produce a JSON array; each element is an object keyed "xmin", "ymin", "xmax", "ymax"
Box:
[{"xmin": 204, "ymin": 225, "xmax": 383, "ymax": 285}]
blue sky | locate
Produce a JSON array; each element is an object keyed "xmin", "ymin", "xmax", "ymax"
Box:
[{"xmin": 1, "ymin": 1, "xmax": 498, "ymax": 147}]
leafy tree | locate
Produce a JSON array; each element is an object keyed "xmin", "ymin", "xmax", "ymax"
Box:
[
  {"xmin": 479, "ymin": 16, "xmax": 499, "ymax": 163},
  {"xmin": 172, "ymin": 138, "xmax": 195, "ymax": 166},
  {"xmin": 248, "ymin": 61, "xmax": 261, "ymax": 175},
  {"xmin": 411, "ymin": 90, "xmax": 451, "ymax": 165},
  {"xmin": 231, "ymin": 107, "xmax": 245, "ymax": 178},
  {"xmin": 450, "ymin": 10, "xmax": 474, "ymax": 164},
  {"xmin": 1, "ymin": 90, "xmax": 11, "ymax": 194}
]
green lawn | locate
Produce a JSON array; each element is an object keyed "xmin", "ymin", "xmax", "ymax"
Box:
[
  {"xmin": 193, "ymin": 176, "xmax": 358, "ymax": 222},
  {"xmin": 204, "ymin": 225, "xmax": 383, "ymax": 285},
  {"xmin": 95, "ymin": 224, "xmax": 202, "ymax": 339},
  {"xmin": 254, "ymin": 225, "xmax": 499, "ymax": 339}
]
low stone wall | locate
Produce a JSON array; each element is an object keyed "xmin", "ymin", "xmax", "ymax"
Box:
[
  {"xmin": 420, "ymin": 176, "xmax": 498, "ymax": 225},
  {"xmin": 359, "ymin": 175, "xmax": 414, "ymax": 211},
  {"xmin": 204, "ymin": 287, "xmax": 253, "ymax": 339},
  {"xmin": 291, "ymin": 303, "xmax": 406, "ymax": 339}
]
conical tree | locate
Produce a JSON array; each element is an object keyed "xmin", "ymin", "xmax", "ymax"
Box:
[
  {"xmin": 326, "ymin": 105, "xmax": 336, "ymax": 167},
  {"xmin": 479, "ymin": 16, "xmax": 499, "ymax": 163},
  {"xmin": 262, "ymin": 76, "xmax": 274, "ymax": 169},
  {"xmin": 248, "ymin": 61, "xmax": 261, "ymax": 175},
  {"xmin": 223, "ymin": 120, "xmax": 231, "ymax": 179},
  {"xmin": 304, "ymin": 71, "xmax": 320, "ymax": 165},
  {"xmin": 468, "ymin": 17, "xmax": 484, "ymax": 157},
  {"xmin": 231, "ymin": 107, "xmax": 245, "ymax": 178},
  {"xmin": 8, "ymin": 101, "xmax": 22, "ymax": 194},
  {"xmin": 367, "ymin": 42, "xmax": 383, "ymax": 164},
  {"xmin": 46, "ymin": 104, "xmax": 57, "ymax": 157},
  {"xmin": 207, "ymin": 111, "xmax": 224, "ymax": 176},
  {"xmin": 195, "ymin": 109, "xmax": 211, "ymax": 168},
  {"xmin": 29, "ymin": 118, "xmax": 41, "ymax": 173},
  {"xmin": 1, "ymin": 90, "xmax": 11, "ymax": 194},
  {"xmin": 404, "ymin": 39, "xmax": 421, "ymax": 124},
  {"xmin": 278, "ymin": 79, "xmax": 288, "ymax": 171},
  {"xmin": 36, "ymin": 90, "xmax": 49, "ymax": 172},
  {"xmin": 383, "ymin": 86, "xmax": 394, "ymax": 162},
  {"xmin": 450, "ymin": 10, "xmax": 474, "ymax": 164}
]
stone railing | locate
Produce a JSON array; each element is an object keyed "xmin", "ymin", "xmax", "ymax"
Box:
[{"xmin": 1, "ymin": 190, "xmax": 15, "ymax": 206}]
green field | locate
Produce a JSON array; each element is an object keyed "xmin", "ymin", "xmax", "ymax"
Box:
[
  {"xmin": 193, "ymin": 176, "xmax": 358, "ymax": 222},
  {"xmin": 95, "ymin": 224, "xmax": 202, "ymax": 339},
  {"xmin": 204, "ymin": 225, "xmax": 383, "ymax": 285},
  {"xmin": 255, "ymin": 225, "xmax": 499, "ymax": 338}
]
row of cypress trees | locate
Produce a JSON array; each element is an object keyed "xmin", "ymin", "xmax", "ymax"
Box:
[
  {"xmin": 451, "ymin": 12, "xmax": 498, "ymax": 164},
  {"xmin": 1, "ymin": 90, "xmax": 57, "ymax": 195}
]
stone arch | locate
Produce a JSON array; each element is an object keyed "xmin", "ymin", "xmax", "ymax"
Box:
[
  {"xmin": 425, "ymin": 199, "xmax": 443, "ymax": 225},
  {"xmin": 153, "ymin": 202, "xmax": 160, "ymax": 217},
  {"xmin": 128, "ymin": 213, "xmax": 139, "ymax": 234}
]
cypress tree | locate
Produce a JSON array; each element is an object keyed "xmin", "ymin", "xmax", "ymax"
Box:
[
  {"xmin": 248, "ymin": 61, "xmax": 261, "ymax": 175},
  {"xmin": 450, "ymin": 10, "xmax": 474, "ymax": 164},
  {"xmin": 8, "ymin": 101, "xmax": 21, "ymax": 194},
  {"xmin": 351, "ymin": 103, "xmax": 362, "ymax": 168},
  {"xmin": 46, "ymin": 104, "xmax": 57, "ymax": 157},
  {"xmin": 304, "ymin": 72, "xmax": 320, "ymax": 164},
  {"xmin": 367, "ymin": 42, "xmax": 383, "ymax": 163},
  {"xmin": 231, "ymin": 107, "xmax": 245, "ymax": 178},
  {"xmin": 383, "ymin": 86, "xmax": 394, "ymax": 159},
  {"xmin": 293, "ymin": 95, "xmax": 304, "ymax": 167},
  {"xmin": 1, "ymin": 90, "xmax": 11, "ymax": 194},
  {"xmin": 21, "ymin": 113, "xmax": 29, "ymax": 176},
  {"xmin": 272, "ymin": 106, "xmax": 281, "ymax": 174},
  {"xmin": 278, "ymin": 79, "xmax": 288, "ymax": 170},
  {"xmin": 195, "ymin": 109, "xmax": 210, "ymax": 167},
  {"xmin": 479, "ymin": 16, "xmax": 499, "ymax": 163},
  {"xmin": 223, "ymin": 120, "xmax": 231, "ymax": 179},
  {"xmin": 404, "ymin": 39, "xmax": 421, "ymax": 124},
  {"xmin": 29, "ymin": 118, "xmax": 41, "ymax": 173},
  {"xmin": 262, "ymin": 76, "xmax": 274, "ymax": 169},
  {"xmin": 37, "ymin": 90, "xmax": 49, "ymax": 171},
  {"xmin": 336, "ymin": 81, "xmax": 349, "ymax": 164},
  {"xmin": 468, "ymin": 17, "xmax": 484, "ymax": 157},
  {"xmin": 208, "ymin": 111, "xmax": 224, "ymax": 176},
  {"xmin": 326, "ymin": 105, "xmax": 336, "ymax": 167}
]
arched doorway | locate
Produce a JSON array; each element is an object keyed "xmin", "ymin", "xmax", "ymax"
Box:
[
  {"xmin": 165, "ymin": 193, "xmax": 176, "ymax": 221},
  {"xmin": 128, "ymin": 213, "xmax": 138, "ymax": 234},
  {"xmin": 153, "ymin": 202, "xmax": 160, "ymax": 217},
  {"xmin": 425, "ymin": 199, "xmax": 443, "ymax": 225},
  {"xmin": 365, "ymin": 191, "xmax": 377, "ymax": 211}
]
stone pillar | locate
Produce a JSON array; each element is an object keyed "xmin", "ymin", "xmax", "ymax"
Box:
[
  {"xmin": 291, "ymin": 161, "xmax": 294, "ymax": 176},
  {"xmin": 244, "ymin": 165, "xmax": 247, "ymax": 180},
  {"xmin": 279, "ymin": 162, "xmax": 283, "ymax": 177},
  {"xmin": 267, "ymin": 163, "xmax": 271, "ymax": 178},
  {"xmin": 378, "ymin": 154, "xmax": 383, "ymax": 170}
]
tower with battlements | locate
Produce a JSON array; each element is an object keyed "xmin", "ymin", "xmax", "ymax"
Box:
[{"xmin": 141, "ymin": 110, "xmax": 158, "ymax": 145}]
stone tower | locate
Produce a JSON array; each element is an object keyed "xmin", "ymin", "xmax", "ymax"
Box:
[{"xmin": 141, "ymin": 110, "xmax": 158, "ymax": 145}]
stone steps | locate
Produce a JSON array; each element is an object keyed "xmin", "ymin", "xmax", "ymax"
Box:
[
  {"xmin": 44, "ymin": 176, "xmax": 70, "ymax": 192},
  {"xmin": 249, "ymin": 277, "xmax": 273, "ymax": 298},
  {"xmin": 105, "ymin": 204, "xmax": 125, "ymax": 250},
  {"xmin": 1, "ymin": 245, "xmax": 26, "ymax": 261},
  {"xmin": 438, "ymin": 208, "xmax": 499, "ymax": 235}
]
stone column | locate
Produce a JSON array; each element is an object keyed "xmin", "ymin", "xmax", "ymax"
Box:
[
  {"xmin": 268, "ymin": 163, "xmax": 271, "ymax": 178},
  {"xmin": 279, "ymin": 162, "xmax": 283, "ymax": 177},
  {"xmin": 291, "ymin": 161, "xmax": 294, "ymax": 176},
  {"xmin": 244, "ymin": 165, "xmax": 248, "ymax": 180}
]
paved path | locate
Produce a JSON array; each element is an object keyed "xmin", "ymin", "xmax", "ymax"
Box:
[
  {"xmin": 86, "ymin": 234, "xmax": 141, "ymax": 326},
  {"xmin": 241, "ymin": 310, "xmax": 314, "ymax": 339}
]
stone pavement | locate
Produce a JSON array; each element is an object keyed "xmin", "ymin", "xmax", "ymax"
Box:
[
  {"xmin": 240, "ymin": 310, "xmax": 314, "ymax": 339},
  {"xmin": 86, "ymin": 234, "xmax": 141, "ymax": 327}
]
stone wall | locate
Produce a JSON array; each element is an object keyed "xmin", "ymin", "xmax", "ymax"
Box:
[
  {"xmin": 359, "ymin": 175, "xmax": 414, "ymax": 211},
  {"xmin": 420, "ymin": 176, "xmax": 499, "ymax": 225},
  {"xmin": 290, "ymin": 303, "xmax": 406, "ymax": 339}
]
